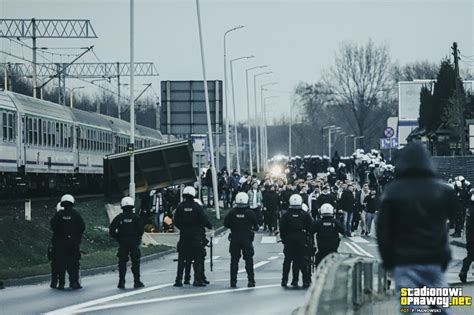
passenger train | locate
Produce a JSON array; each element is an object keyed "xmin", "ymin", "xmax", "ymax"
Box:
[{"xmin": 0, "ymin": 91, "xmax": 166, "ymax": 197}]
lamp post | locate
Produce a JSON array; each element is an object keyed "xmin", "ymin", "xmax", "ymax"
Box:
[
  {"xmin": 230, "ymin": 55, "xmax": 254, "ymax": 174},
  {"xmin": 249, "ymin": 70, "xmax": 271, "ymax": 174},
  {"xmin": 354, "ymin": 136, "xmax": 365, "ymax": 152},
  {"xmin": 334, "ymin": 131, "xmax": 345, "ymax": 156},
  {"xmin": 260, "ymin": 82, "xmax": 277, "ymax": 171},
  {"xmin": 263, "ymin": 95, "xmax": 278, "ymax": 170},
  {"xmin": 68, "ymin": 86, "xmax": 85, "ymax": 108},
  {"xmin": 322, "ymin": 125, "xmax": 340, "ymax": 158},
  {"xmin": 129, "ymin": 0, "xmax": 136, "ymax": 199},
  {"xmin": 223, "ymin": 25, "xmax": 244, "ymax": 174},
  {"xmin": 344, "ymin": 134, "xmax": 355, "ymax": 156}
]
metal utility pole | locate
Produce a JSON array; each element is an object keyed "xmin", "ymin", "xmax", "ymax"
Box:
[
  {"xmin": 223, "ymin": 25, "xmax": 244, "ymax": 173},
  {"xmin": 452, "ymin": 42, "xmax": 466, "ymax": 155},
  {"xmin": 196, "ymin": 0, "xmax": 220, "ymax": 219},
  {"xmin": 263, "ymin": 95, "xmax": 278, "ymax": 170},
  {"xmin": 0, "ymin": 18, "xmax": 97, "ymax": 98},
  {"xmin": 129, "ymin": 0, "xmax": 136, "ymax": 199},
  {"xmin": 354, "ymin": 136, "xmax": 365, "ymax": 153},
  {"xmin": 68, "ymin": 86, "xmax": 85, "ymax": 108},
  {"xmin": 260, "ymin": 83, "xmax": 277, "ymax": 170},
  {"xmin": 344, "ymin": 134, "xmax": 355, "ymax": 156}
]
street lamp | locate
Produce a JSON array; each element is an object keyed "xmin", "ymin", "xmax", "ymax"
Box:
[
  {"xmin": 224, "ymin": 25, "xmax": 244, "ymax": 174},
  {"xmin": 263, "ymin": 95, "xmax": 278, "ymax": 170},
  {"xmin": 260, "ymin": 82, "xmax": 278, "ymax": 171},
  {"xmin": 334, "ymin": 131, "xmax": 345, "ymax": 156},
  {"xmin": 249, "ymin": 70, "xmax": 271, "ymax": 174},
  {"xmin": 68, "ymin": 86, "xmax": 85, "ymax": 108},
  {"xmin": 344, "ymin": 134, "xmax": 355, "ymax": 156},
  {"xmin": 230, "ymin": 55, "xmax": 254, "ymax": 174},
  {"xmin": 354, "ymin": 136, "xmax": 365, "ymax": 152},
  {"xmin": 323, "ymin": 125, "xmax": 340, "ymax": 158}
]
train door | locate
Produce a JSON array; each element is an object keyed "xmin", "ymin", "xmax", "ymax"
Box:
[
  {"xmin": 17, "ymin": 113, "xmax": 25, "ymax": 169},
  {"xmin": 73, "ymin": 124, "xmax": 80, "ymax": 173}
]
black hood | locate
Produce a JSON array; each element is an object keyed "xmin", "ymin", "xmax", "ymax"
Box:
[{"xmin": 394, "ymin": 142, "xmax": 436, "ymax": 178}]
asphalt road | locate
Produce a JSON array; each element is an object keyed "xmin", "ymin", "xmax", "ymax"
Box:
[{"xmin": 0, "ymin": 228, "xmax": 469, "ymax": 315}]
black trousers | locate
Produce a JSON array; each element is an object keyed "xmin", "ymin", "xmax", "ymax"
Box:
[
  {"xmin": 461, "ymin": 241, "xmax": 474, "ymax": 273},
  {"xmin": 56, "ymin": 244, "xmax": 81, "ymax": 286},
  {"xmin": 455, "ymin": 208, "xmax": 466, "ymax": 234},
  {"xmin": 176, "ymin": 242, "xmax": 205, "ymax": 283},
  {"xmin": 282, "ymin": 241, "xmax": 310, "ymax": 285},
  {"xmin": 229, "ymin": 240, "xmax": 254, "ymax": 283},
  {"xmin": 117, "ymin": 242, "xmax": 141, "ymax": 282}
]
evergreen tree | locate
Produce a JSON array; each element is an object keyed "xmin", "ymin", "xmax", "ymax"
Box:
[{"xmin": 418, "ymin": 85, "xmax": 434, "ymax": 130}]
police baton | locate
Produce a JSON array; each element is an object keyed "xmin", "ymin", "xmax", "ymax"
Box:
[{"xmin": 207, "ymin": 229, "xmax": 215, "ymax": 272}]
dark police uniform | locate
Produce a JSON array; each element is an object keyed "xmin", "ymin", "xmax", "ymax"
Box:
[
  {"xmin": 280, "ymin": 207, "xmax": 313, "ymax": 287},
  {"xmin": 174, "ymin": 199, "xmax": 212, "ymax": 286},
  {"xmin": 460, "ymin": 198, "xmax": 474, "ymax": 282},
  {"xmin": 50, "ymin": 207, "xmax": 85, "ymax": 289},
  {"xmin": 224, "ymin": 206, "xmax": 258, "ymax": 287},
  {"xmin": 311, "ymin": 216, "xmax": 344, "ymax": 267},
  {"xmin": 109, "ymin": 209, "xmax": 144, "ymax": 287}
]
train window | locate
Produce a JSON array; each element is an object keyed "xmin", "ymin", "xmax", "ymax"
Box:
[
  {"xmin": 27, "ymin": 117, "xmax": 32, "ymax": 144},
  {"xmin": 2, "ymin": 112, "xmax": 6, "ymax": 141},
  {"xmin": 60, "ymin": 124, "xmax": 64, "ymax": 148},
  {"xmin": 69, "ymin": 125, "xmax": 73, "ymax": 148},
  {"xmin": 42, "ymin": 120, "xmax": 47, "ymax": 146},
  {"xmin": 38, "ymin": 119, "xmax": 42, "ymax": 146},
  {"xmin": 33, "ymin": 119, "xmax": 38, "ymax": 145}
]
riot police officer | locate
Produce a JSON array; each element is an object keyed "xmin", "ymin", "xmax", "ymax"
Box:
[
  {"xmin": 49, "ymin": 202, "xmax": 63, "ymax": 288},
  {"xmin": 312, "ymin": 203, "xmax": 345, "ymax": 267},
  {"xmin": 280, "ymin": 194, "xmax": 313, "ymax": 288},
  {"xmin": 174, "ymin": 186, "xmax": 212, "ymax": 287},
  {"xmin": 109, "ymin": 197, "xmax": 145, "ymax": 289},
  {"xmin": 50, "ymin": 194, "xmax": 85, "ymax": 290},
  {"xmin": 224, "ymin": 192, "xmax": 258, "ymax": 288},
  {"xmin": 460, "ymin": 189, "xmax": 474, "ymax": 283}
]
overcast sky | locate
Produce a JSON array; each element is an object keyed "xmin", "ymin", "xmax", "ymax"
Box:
[{"xmin": 1, "ymin": 0, "xmax": 473, "ymax": 122}]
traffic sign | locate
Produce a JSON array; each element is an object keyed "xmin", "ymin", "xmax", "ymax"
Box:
[
  {"xmin": 384, "ymin": 127, "xmax": 395, "ymax": 138},
  {"xmin": 191, "ymin": 135, "xmax": 208, "ymax": 152},
  {"xmin": 380, "ymin": 138, "xmax": 398, "ymax": 149}
]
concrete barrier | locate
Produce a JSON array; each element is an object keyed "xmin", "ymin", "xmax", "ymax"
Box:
[{"xmin": 295, "ymin": 253, "xmax": 393, "ymax": 315}]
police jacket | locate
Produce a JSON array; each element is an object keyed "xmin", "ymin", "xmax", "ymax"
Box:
[
  {"xmin": 280, "ymin": 208, "xmax": 313, "ymax": 244},
  {"xmin": 174, "ymin": 199, "xmax": 212, "ymax": 239},
  {"xmin": 467, "ymin": 201, "xmax": 474, "ymax": 243},
  {"xmin": 109, "ymin": 210, "xmax": 144, "ymax": 245},
  {"xmin": 51, "ymin": 208, "xmax": 85, "ymax": 247},
  {"xmin": 311, "ymin": 216, "xmax": 344, "ymax": 251},
  {"xmin": 224, "ymin": 206, "xmax": 258, "ymax": 242},
  {"xmin": 376, "ymin": 142, "xmax": 460, "ymax": 271}
]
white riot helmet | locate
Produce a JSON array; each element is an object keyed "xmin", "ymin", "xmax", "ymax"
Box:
[
  {"xmin": 121, "ymin": 196, "xmax": 134, "ymax": 208},
  {"xmin": 289, "ymin": 194, "xmax": 303, "ymax": 209},
  {"xmin": 194, "ymin": 198, "xmax": 203, "ymax": 206},
  {"xmin": 320, "ymin": 203, "xmax": 334, "ymax": 216},
  {"xmin": 458, "ymin": 176, "xmax": 465, "ymax": 182},
  {"xmin": 183, "ymin": 186, "xmax": 197, "ymax": 197},
  {"xmin": 455, "ymin": 181, "xmax": 463, "ymax": 189},
  {"xmin": 60, "ymin": 194, "xmax": 75, "ymax": 205},
  {"xmin": 328, "ymin": 167, "xmax": 335, "ymax": 174},
  {"xmin": 235, "ymin": 192, "xmax": 249, "ymax": 208},
  {"xmin": 56, "ymin": 202, "xmax": 64, "ymax": 212},
  {"xmin": 302, "ymin": 203, "xmax": 309, "ymax": 212}
]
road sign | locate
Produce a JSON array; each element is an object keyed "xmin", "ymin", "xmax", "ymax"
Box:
[
  {"xmin": 380, "ymin": 138, "xmax": 398, "ymax": 149},
  {"xmin": 191, "ymin": 134, "xmax": 208, "ymax": 152},
  {"xmin": 384, "ymin": 127, "xmax": 395, "ymax": 138},
  {"xmin": 160, "ymin": 80, "xmax": 223, "ymax": 135}
]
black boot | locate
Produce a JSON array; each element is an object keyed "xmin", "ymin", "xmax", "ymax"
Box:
[
  {"xmin": 459, "ymin": 271, "xmax": 467, "ymax": 283},
  {"xmin": 134, "ymin": 281, "xmax": 145, "ymax": 289},
  {"xmin": 118, "ymin": 263, "xmax": 127, "ymax": 289},
  {"xmin": 118, "ymin": 279, "xmax": 125, "ymax": 289},
  {"xmin": 131, "ymin": 259, "xmax": 144, "ymax": 289}
]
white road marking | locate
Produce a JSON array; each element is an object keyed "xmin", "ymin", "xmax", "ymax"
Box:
[
  {"xmin": 75, "ymin": 284, "xmax": 281, "ymax": 313},
  {"xmin": 268, "ymin": 256, "xmax": 279, "ymax": 261},
  {"xmin": 349, "ymin": 236, "xmax": 369, "ymax": 243},
  {"xmin": 350, "ymin": 242, "xmax": 375, "ymax": 258},
  {"xmin": 205, "ymin": 256, "xmax": 220, "ymax": 263},
  {"xmin": 238, "ymin": 260, "xmax": 270, "ymax": 273},
  {"xmin": 344, "ymin": 241, "xmax": 364, "ymax": 256},
  {"xmin": 261, "ymin": 236, "xmax": 277, "ymax": 244},
  {"xmin": 367, "ymin": 244, "xmax": 378, "ymax": 247},
  {"xmin": 44, "ymin": 283, "xmax": 174, "ymax": 315}
]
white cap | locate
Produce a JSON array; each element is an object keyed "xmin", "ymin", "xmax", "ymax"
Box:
[
  {"xmin": 183, "ymin": 186, "xmax": 197, "ymax": 197},
  {"xmin": 60, "ymin": 194, "xmax": 75, "ymax": 205},
  {"xmin": 194, "ymin": 198, "xmax": 203, "ymax": 206},
  {"xmin": 121, "ymin": 196, "xmax": 134, "ymax": 208}
]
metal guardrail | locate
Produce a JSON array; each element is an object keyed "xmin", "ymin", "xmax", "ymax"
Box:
[{"xmin": 295, "ymin": 253, "xmax": 392, "ymax": 315}]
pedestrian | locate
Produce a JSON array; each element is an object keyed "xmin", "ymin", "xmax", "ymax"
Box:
[
  {"xmin": 50, "ymin": 194, "xmax": 85, "ymax": 290},
  {"xmin": 224, "ymin": 192, "xmax": 258, "ymax": 288},
  {"xmin": 377, "ymin": 142, "xmax": 461, "ymax": 315},
  {"xmin": 173, "ymin": 186, "xmax": 212, "ymax": 287},
  {"xmin": 364, "ymin": 190, "xmax": 378, "ymax": 237},
  {"xmin": 314, "ymin": 185, "xmax": 336, "ymax": 220},
  {"xmin": 311, "ymin": 203, "xmax": 344, "ymax": 267},
  {"xmin": 280, "ymin": 194, "xmax": 313, "ymax": 288},
  {"xmin": 459, "ymin": 189, "xmax": 474, "ymax": 283},
  {"xmin": 262, "ymin": 185, "xmax": 280, "ymax": 234},
  {"xmin": 248, "ymin": 183, "xmax": 263, "ymax": 227},
  {"xmin": 205, "ymin": 166, "xmax": 214, "ymax": 207},
  {"xmin": 48, "ymin": 202, "xmax": 63, "ymax": 289},
  {"xmin": 339, "ymin": 184, "xmax": 356, "ymax": 237},
  {"xmin": 109, "ymin": 197, "xmax": 145, "ymax": 289}
]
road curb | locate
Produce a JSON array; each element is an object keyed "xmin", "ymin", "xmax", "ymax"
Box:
[{"xmin": 2, "ymin": 227, "xmax": 226, "ymax": 288}]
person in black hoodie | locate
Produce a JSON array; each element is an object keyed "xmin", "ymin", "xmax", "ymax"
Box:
[
  {"xmin": 459, "ymin": 189, "xmax": 474, "ymax": 283},
  {"xmin": 339, "ymin": 184, "xmax": 356, "ymax": 237},
  {"xmin": 377, "ymin": 142, "xmax": 461, "ymax": 315},
  {"xmin": 262, "ymin": 185, "xmax": 280, "ymax": 234}
]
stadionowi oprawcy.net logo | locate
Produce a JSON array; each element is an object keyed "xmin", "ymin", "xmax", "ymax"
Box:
[{"xmin": 400, "ymin": 287, "xmax": 472, "ymax": 313}]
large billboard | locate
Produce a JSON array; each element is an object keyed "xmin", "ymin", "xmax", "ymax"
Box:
[
  {"xmin": 398, "ymin": 81, "xmax": 434, "ymax": 121},
  {"xmin": 160, "ymin": 80, "xmax": 223, "ymax": 135}
]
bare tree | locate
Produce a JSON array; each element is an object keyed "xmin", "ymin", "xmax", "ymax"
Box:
[
  {"xmin": 322, "ymin": 40, "xmax": 393, "ymax": 138},
  {"xmin": 392, "ymin": 60, "xmax": 439, "ymax": 81}
]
